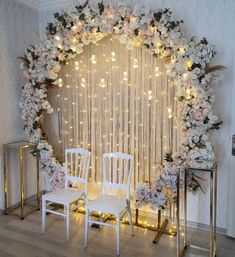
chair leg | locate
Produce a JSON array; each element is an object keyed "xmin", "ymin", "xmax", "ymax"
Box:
[
  {"xmin": 85, "ymin": 208, "xmax": 89, "ymax": 248},
  {"xmin": 116, "ymin": 214, "xmax": 120, "ymax": 256},
  {"xmin": 42, "ymin": 198, "xmax": 46, "ymax": 234},
  {"xmin": 126, "ymin": 200, "xmax": 134, "ymax": 236},
  {"xmin": 66, "ymin": 204, "xmax": 70, "ymax": 242}
]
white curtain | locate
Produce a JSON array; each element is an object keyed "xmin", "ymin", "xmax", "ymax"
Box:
[{"xmin": 43, "ymin": 36, "xmax": 180, "ymax": 190}]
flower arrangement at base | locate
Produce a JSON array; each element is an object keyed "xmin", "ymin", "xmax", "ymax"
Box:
[{"xmin": 20, "ymin": 1, "xmax": 224, "ymax": 206}]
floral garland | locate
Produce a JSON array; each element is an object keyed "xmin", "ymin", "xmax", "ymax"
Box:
[{"xmin": 20, "ymin": 1, "xmax": 223, "ymax": 205}]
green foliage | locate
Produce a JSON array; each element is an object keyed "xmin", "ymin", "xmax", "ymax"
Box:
[
  {"xmin": 200, "ymin": 37, "xmax": 208, "ymax": 45},
  {"xmin": 166, "ymin": 20, "xmax": 183, "ymax": 32},
  {"xmin": 153, "ymin": 8, "xmax": 171, "ymax": 22},
  {"xmin": 79, "ymin": 13, "xmax": 85, "ymax": 20},
  {"xmin": 134, "ymin": 28, "xmax": 139, "ymax": 36},
  {"xmin": 210, "ymin": 121, "xmax": 223, "ymax": 130},
  {"xmin": 189, "ymin": 63, "xmax": 202, "ymax": 71},
  {"xmin": 178, "ymin": 96, "xmax": 185, "ymax": 102},
  {"xmin": 54, "ymin": 13, "xmax": 67, "ymax": 27},
  {"xmin": 46, "ymin": 23, "xmax": 57, "ymax": 35},
  {"xmin": 98, "ymin": 2, "xmax": 104, "ymax": 15},
  {"xmin": 164, "ymin": 152, "xmax": 173, "ymax": 162}
]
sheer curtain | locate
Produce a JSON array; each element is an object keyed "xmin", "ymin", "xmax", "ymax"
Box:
[{"xmin": 43, "ymin": 36, "xmax": 180, "ymax": 190}]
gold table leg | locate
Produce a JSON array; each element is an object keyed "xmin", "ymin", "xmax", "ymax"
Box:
[
  {"xmin": 19, "ymin": 147, "xmax": 25, "ymax": 219},
  {"xmin": 36, "ymin": 150, "xmax": 40, "ymax": 210},
  {"xmin": 3, "ymin": 144, "xmax": 8, "ymax": 215},
  {"xmin": 152, "ymin": 210, "xmax": 169, "ymax": 244}
]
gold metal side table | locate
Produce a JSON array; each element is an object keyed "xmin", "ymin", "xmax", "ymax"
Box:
[
  {"xmin": 176, "ymin": 163, "xmax": 217, "ymax": 257},
  {"xmin": 3, "ymin": 141, "xmax": 40, "ymax": 219}
]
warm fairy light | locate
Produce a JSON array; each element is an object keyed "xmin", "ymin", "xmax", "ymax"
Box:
[
  {"xmin": 179, "ymin": 47, "xmax": 185, "ymax": 54},
  {"xmin": 71, "ymin": 25, "xmax": 77, "ymax": 31},
  {"xmin": 155, "ymin": 67, "xmax": 160, "ymax": 77},
  {"xmin": 90, "ymin": 55, "xmax": 97, "ymax": 64},
  {"xmin": 54, "ymin": 35, "xmax": 60, "ymax": 41},
  {"xmin": 111, "ymin": 51, "xmax": 116, "ymax": 62},
  {"xmin": 81, "ymin": 77, "xmax": 86, "ymax": 87},
  {"xmin": 70, "ymin": 46, "xmax": 77, "ymax": 52},
  {"xmin": 157, "ymin": 42, "xmax": 162, "ymax": 47},
  {"xmin": 57, "ymin": 43, "xmax": 63, "ymax": 49},
  {"xmin": 71, "ymin": 37, "xmax": 77, "ymax": 43},
  {"xmin": 150, "ymin": 25, "xmax": 156, "ymax": 32},
  {"xmin": 135, "ymin": 39, "xmax": 141, "ymax": 48},
  {"xmin": 123, "ymin": 71, "xmax": 128, "ymax": 81},
  {"xmin": 133, "ymin": 58, "xmax": 138, "ymax": 68},
  {"xmin": 186, "ymin": 60, "xmax": 193, "ymax": 69},
  {"xmin": 99, "ymin": 78, "xmax": 106, "ymax": 88}
]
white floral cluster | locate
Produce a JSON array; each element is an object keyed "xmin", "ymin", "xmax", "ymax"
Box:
[
  {"xmin": 135, "ymin": 159, "xmax": 186, "ymax": 209},
  {"xmin": 135, "ymin": 183, "xmax": 167, "ymax": 209},
  {"xmin": 20, "ymin": 2, "xmax": 222, "ymax": 195}
]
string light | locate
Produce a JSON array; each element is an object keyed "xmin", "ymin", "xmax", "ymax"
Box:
[
  {"xmin": 99, "ymin": 78, "xmax": 106, "ymax": 88},
  {"xmin": 155, "ymin": 67, "xmax": 160, "ymax": 77},
  {"xmin": 90, "ymin": 55, "xmax": 97, "ymax": 64},
  {"xmin": 81, "ymin": 77, "xmax": 86, "ymax": 87},
  {"xmin": 111, "ymin": 52, "xmax": 116, "ymax": 62},
  {"xmin": 123, "ymin": 71, "xmax": 128, "ymax": 81},
  {"xmin": 179, "ymin": 47, "xmax": 185, "ymax": 54},
  {"xmin": 54, "ymin": 35, "xmax": 60, "ymax": 41},
  {"xmin": 55, "ymin": 35, "xmax": 177, "ymax": 194},
  {"xmin": 133, "ymin": 58, "xmax": 138, "ymax": 68}
]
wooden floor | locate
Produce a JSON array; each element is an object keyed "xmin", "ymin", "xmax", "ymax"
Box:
[{"xmin": 0, "ymin": 210, "xmax": 234, "ymax": 257}]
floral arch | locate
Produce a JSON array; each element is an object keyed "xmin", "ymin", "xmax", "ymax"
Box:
[{"xmin": 20, "ymin": 1, "xmax": 223, "ymax": 208}]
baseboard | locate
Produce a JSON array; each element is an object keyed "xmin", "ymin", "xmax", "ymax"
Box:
[
  {"xmin": 186, "ymin": 220, "xmax": 226, "ymax": 234},
  {"xmin": 0, "ymin": 190, "xmax": 47, "ymax": 215}
]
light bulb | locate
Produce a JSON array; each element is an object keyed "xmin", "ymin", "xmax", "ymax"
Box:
[
  {"xmin": 90, "ymin": 55, "xmax": 97, "ymax": 64},
  {"xmin": 133, "ymin": 58, "xmax": 138, "ymax": 69},
  {"xmin": 99, "ymin": 78, "xmax": 106, "ymax": 88},
  {"xmin": 54, "ymin": 35, "xmax": 60, "ymax": 41}
]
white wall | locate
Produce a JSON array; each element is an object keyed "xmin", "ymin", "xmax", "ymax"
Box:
[
  {"xmin": 0, "ymin": 0, "xmax": 40, "ymax": 210},
  {"xmin": 38, "ymin": 0, "xmax": 235, "ymax": 231}
]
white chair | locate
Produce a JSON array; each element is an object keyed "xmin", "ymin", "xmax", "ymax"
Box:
[
  {"xmin": 42, "ymin": 148, "xmax": 91, "ymax": 241},
  {"xmin": 85, "ymin": 152, "xmax": 134, "ymax": 255}
]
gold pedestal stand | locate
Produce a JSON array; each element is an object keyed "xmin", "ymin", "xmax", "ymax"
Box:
[
  {"xmin": 176, "ymin": 164, "xmax": 217, "ymax": 257},
  {"xmin": 3, "ymin": 141, "xmax": 40, "ymax": 219}
]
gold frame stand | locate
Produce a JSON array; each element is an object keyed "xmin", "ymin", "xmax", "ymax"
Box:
[
  {"xmin": 176, "ymin": 164, "xmax": 217, "ymax": 257},
  {"xmin": 3, "ymin": 141, "xmax": 40, "ymax": 219}
]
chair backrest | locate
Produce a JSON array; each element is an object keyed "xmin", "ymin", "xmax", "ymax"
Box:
[
  {"xmin": 65, "ymin": 148, "xmax": 91, "ymax": 196},
  {"xmin": 102, "ymin": 152, "xmax": 133, "ymax": 200}
]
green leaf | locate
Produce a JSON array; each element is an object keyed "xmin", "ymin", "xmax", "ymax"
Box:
[
  {"xmin": 134, "ymin": 28, "xmax": 139, "ymax": 36},
  {"xmin": 210, "ymin": 121, "xmax": 223, "ymax": 130},
  {"xmin": 164, "ymin": 152, "xmax": 173, "ymax": 162},
  {"xmin": 200, "ymin": 37, "xmax": 208, "ymax": 45},
  {"xmin": 153, "ymin": 11, "xmax": 162, "ymax": 22},
  {"xmin": 98, "ymin": 2, "xmax": 104, "ymax": 15}
]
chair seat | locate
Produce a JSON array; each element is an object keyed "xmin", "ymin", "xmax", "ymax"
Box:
[
  {"xmin": 42, "ymin": 187, "xmax": 84, "ymax": 205},
  {"xmin": 87, "ymin": 195, "xmax": 127, "ymax": 214}
]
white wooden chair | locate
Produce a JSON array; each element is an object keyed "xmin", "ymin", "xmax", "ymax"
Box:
[
  {"xmin": 85, "ymin": 152, "xmax": 134, "ymax": 255},
  {"xmin": 42, "ymin": 148, "xmax": 91, "ymax": 241}
]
